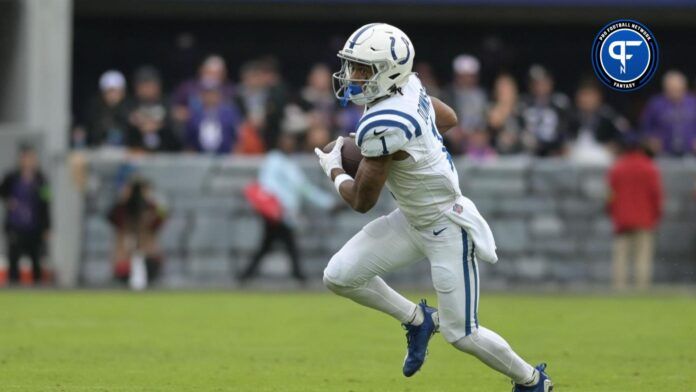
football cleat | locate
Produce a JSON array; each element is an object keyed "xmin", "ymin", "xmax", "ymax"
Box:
[
  {"xmin": 402, "ymin": 299, "xmax": 438, "ymax": 377},
  {"xmin": 512, "ymin": 363, "xmax": 554, "ymax": 392}
]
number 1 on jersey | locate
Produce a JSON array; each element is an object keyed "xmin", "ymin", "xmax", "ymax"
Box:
[{"xmin": 380, "ymin": 136, "xmax": 389, "ymax": 155}]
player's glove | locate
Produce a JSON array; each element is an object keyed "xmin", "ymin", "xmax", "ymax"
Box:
[{"xmin": 314, "ymin": 136, "xmax": 344, "ymax": 178}]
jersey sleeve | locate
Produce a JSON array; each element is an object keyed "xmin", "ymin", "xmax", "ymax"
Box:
[
  {"xmin": 358, "ymin": 127, "xmax": 410, "ymax": 157},
  {"xmin": 355, "ymin": 110, "xmax": 420, "ymax": 157}
]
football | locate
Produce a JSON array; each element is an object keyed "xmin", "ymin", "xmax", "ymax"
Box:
[{"xmin": 323, "ymin": 136, "xmax": 362, "ymax": 177}]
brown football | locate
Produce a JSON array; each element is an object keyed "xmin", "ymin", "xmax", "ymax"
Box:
[{"xmin": 322, "ymin": 136, "xmax": 362, "ymax": 178}]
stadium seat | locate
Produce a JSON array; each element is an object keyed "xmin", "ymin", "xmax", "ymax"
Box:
[
  {"xmin": 490, "ymin": 219, "xmax": 529, "ymax": 253},
  {"xmin": 558, "ymin": 197, "xmax": 603, "ymax": 217},
  {"xmin": 188, "ymin": 217, "xmax": 233, "ymax": 253},
  {"xmin": 498, "ymin": 197, "xmax": 556, "ymax": 216},
  {"xmin": 83, "ymin": 217, "xmax": 114, "ymax": 255},
  {"xmin": 139, "ymin": 161, "xmax": 209, "ymax": 193},
  {"xmin": 75, "ymin": 156, "xmax": 696, "ymax": 287},
  {"xmin": 188, "ymin": 254, "xmax": 233, "ymax": 279},
  {"xmin": 159, "ymin": 214, "xmax": 189, "ymax": 253},
  {"xmin": 225, "ymin": 215, "xmax": 262, "ymax": 252},
  {"xmin": 530, "ymin": 215, "xmax": 564, "ymax": 238},
  {"xmin": 530, "ymin": 161, "xmax": 581, "ymax": 195}
]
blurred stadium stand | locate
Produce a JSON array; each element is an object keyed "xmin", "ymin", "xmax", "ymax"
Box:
[
  {"xmin": 70, "ymin": 1, "xmax": 696, "ymax": 123},
  {"xmin": 78, "ymin": 154, "xmax": 696, "ymax": 288},
  {"xmin": 1, "ymin": 0, "xmax": 696, "ymax": 288}
]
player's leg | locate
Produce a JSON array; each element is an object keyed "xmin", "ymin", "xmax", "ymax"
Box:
[
  {"xmin": 7, "ymin": 231, "xmax": 21, "ymax": 284},
  {"xmin": 453, "ymin": 328, "xmax": 540, "ymax": 387},
  {"xmin": 239, "ymin": 219, "xmax": 276, "ymax": 280},
  {"xmin": 611, "ymin": 232, "xmax": 630, "ymax": 290},
  {"xmin": 323, "ymin": 209, "xmax": 425, "ymax": 324},
  {"xmin": 325, "ymin": 209, "xmax": 439, "ymax": 377},
  {"xmin": 278, "ymin": 222, "xmax": 304, "ymax": 281},
  {"xmin": 27, "ymin": 234, "xmax": 43, "ymax": 285},
  {"xmin": 424, "ymin": 225, "xmax": 540, "ymax": 386},
  {"xmin": 634, "ymin": 229, "xmax": 654, "ymax": 290}
]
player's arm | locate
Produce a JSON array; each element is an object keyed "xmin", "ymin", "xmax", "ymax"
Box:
[
  {"xmin": 431, "ymin": 96, "xmax": 458, "ymax": 135},
  {"xmin": 330, "ymin": 156, "xmax": 392, "ymax": 213},
  {"xmin": 316, "ymin": 127, "xmax": 408, "ymax": 214},
  {"xmin": 331, "ymin": 124, "xmax": 410, "ymax": 213}
]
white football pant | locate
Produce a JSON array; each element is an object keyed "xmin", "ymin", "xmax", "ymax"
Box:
[{"xmin": 323, "ymin": 208, "xmax": 535, "ymax": 383}]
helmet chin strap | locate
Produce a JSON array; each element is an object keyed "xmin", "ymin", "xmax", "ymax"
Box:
[{"xmin": 340, "ymin": 83, "xmax": 364, "ymax": 107}]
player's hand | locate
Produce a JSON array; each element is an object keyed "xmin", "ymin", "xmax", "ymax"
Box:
[{"xmin": 314, "ymin": 136, "xmax": 344, "ymax": 177}]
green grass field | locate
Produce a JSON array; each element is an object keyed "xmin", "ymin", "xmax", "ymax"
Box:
[{"xmin": 0, "ymin": 291, "xmax": 694, "ymax": 391}]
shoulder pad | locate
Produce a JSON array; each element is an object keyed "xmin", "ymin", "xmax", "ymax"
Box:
[{"xmin": 355, "ymin": 109, "xmax": 422, "ymax": 157}]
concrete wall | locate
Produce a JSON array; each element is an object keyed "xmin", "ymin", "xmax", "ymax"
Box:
[
  {"xmin": 0, "ymin": 0, "xmax": 75, "ymax": 286},
  {"xmin": 78, "ymin": 154, "xmax": 696, "ymax": 288},
  {"xmin": 0, "ymin": 1, "xmax": 23, "ymax": 123},
  {"xmin": 0, "ymin": 0, "xmax": 72, "ymax": 148}
]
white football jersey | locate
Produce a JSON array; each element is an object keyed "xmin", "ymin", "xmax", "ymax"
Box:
[{"xmin": 356, "ymin": 74, "xmax": 461, "ymax": 228}]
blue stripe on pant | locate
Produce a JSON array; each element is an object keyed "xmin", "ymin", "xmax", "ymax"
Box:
[
  {"xmin": 472, "ymin": 242, "xmax": 479, "ymax": 328},
  {"xmin": 461, "ymin": 228, "xmax": 478, "ymax": 335},
  {"xmin": 461, "ymin": 228, "xmax": 471, "ymax": 335}
]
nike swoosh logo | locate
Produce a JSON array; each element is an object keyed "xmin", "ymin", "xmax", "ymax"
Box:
[
  {"xmin": 433, "ymin": 228, "xmax": 447, "ymax": 236},
  {"xmin": 373, "ymin": 128, "xmax": 388, "ymax": 136}
]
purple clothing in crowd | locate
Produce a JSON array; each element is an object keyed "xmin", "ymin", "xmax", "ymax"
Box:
[
  {"xmin": 8, "ymin": 179, "xmax": 41, "ymax": 231},
  {"xmin": 172, "ymin": 79, "xmax": 235, "ymax": 110},
  {"xmin": 337, "ymin": 105, "xmax": 363, "ymax": 136},
  {"xmin": 0, "ymin": 171, "xmax": 51, "ymax": 234},
  {"xmin": 185, "ymin": 104, "xmax": 242, "ymax": 154},
  {"xmin": 640, "ymin": 94, "xmax": 696, "ymax": 155}
]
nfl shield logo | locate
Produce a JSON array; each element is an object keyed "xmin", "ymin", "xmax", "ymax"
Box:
[{"xmin": 453, "ymin": 204, "xmax": 463, "ymax": 214}]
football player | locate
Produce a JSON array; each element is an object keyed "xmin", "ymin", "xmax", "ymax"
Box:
[{"xmin": 315, "ymin": 23, "xmax": 553, "ymax": 391}]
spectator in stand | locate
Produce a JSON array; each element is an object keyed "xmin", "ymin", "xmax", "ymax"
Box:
[
  {"xmin": 81, "ymin": 70, "xmax": 131, "ymax": 147},
  {"xmin": 127, "ymin": 66, "xmax": 180, "ymax": 153},
  {"xmin": 239, "ymin": 132, "xmax": 336, "ymax": 283},
  {"xmin": 0, "ymin": 145, "xmax": 51, "ymax": 285},
  {"xmin": 607, "ymin": 134, "xmax": 662, "ymax": 291},
  {"xmin": 304, "ymin": 125, "xmax": 331, "ymax": 152},
  {"xmin": 185, "ymin": 80, "xmax": 242, "ymax": 154},
  {"xmin": 487, "ymin": 73, "xmax": 524, "ymax": 155},
  {"xmin": 171, "ymin": 55, "xmax": 235, "ymax": 135},
  {"xmin": 301, "ymin": 64, "xmax": 337, "ymax": 132},
  {"xmin": 415, "ymin": 62, "xmax": 442, "ymax": 98},
  {"xmin": 235, "ymin": 57, "xmax": 289, "ymax": 152},
  {"xmin": 640, "ymin": 70, "xmax": 696, "ymax": 156},
  {"xmin": 236, "ymin": 60, "xmax": 267, "ymax": 130},
  {"xmin": 262, "ymin": 57, "xmax": 289, "ymax": 147},
  {"xmin": 443, "ymin": 54, "xmax": 488, "ymax": 154},
  {"xmin": 232, "ymin": 61, "xmax": 266, "ymax": 155},
  {"xmin": 520, "ymin": 65, "xmax": 571, "ymax": 156},
  {"xmin": 299, "ymin": 64, "xmax": 336, "ymax": 149},
  {"xmin": 568, "ymin": 79, "xmax": 628, "ymax": 164},
  {"xmin": 465, "ymin": 130, "xmax": 496, "ymax": 162},
  {"xmin": 336, "ymin": 105, "xmax": 363, "ymax": 138},
  {"xmin": 280, "ymin": 102, "xmax": 310, "ymax": 149}
]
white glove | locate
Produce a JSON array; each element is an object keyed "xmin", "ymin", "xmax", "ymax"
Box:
[{"xmin": 314, "ymin": 136, "xmax": 344, "ymax": 177}]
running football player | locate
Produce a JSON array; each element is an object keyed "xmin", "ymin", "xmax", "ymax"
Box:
[{"xmin": 315, "ymin": 23, "xmax": 553, "ymax": 391}]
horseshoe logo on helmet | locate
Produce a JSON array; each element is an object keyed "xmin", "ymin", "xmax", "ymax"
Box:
[{"xmin": 390, "ymin": 36, "xmax": 411, "ymax": 65}]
